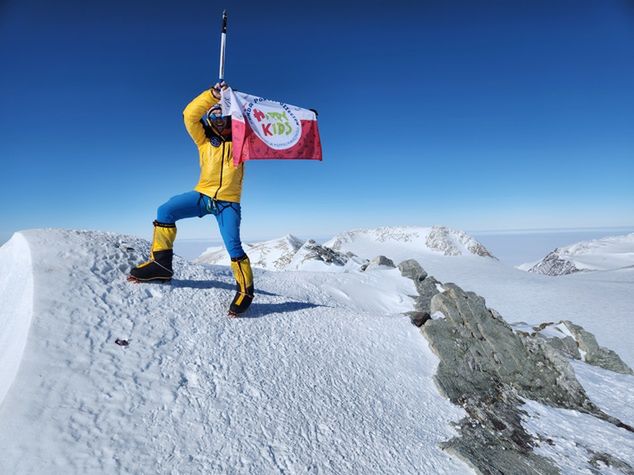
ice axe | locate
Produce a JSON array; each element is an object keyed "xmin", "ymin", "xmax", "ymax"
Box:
[{"xmin": 218, "ymin": 10, "xmax": 227, "ymax": 83}]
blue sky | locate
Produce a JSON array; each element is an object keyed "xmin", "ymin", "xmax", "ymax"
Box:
[{"xmin": 1, "ymin": 0, "xmax": 633, "ymax": 243}]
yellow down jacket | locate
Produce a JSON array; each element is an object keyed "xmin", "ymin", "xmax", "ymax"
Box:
[{"xmin": 183, "ymin": 89, "xmax": 244, "ymax": 203}]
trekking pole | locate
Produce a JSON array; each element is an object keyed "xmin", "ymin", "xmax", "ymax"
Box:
[{"xmin": 218, "ymin": 10, "xmax": 227, "ymax": 82}]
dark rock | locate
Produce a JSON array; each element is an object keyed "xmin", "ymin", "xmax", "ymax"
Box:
[
  {"xmin": 413, "ymin": 277, "xmax": 442, "ymax": 313},
  {"xmin": 364, "ymin": 255, "xmax": 396, "ymax": 270},
  {"xmin": 542, "ymin": 334, "xmax": 581, "ymax": 360},
  {"xmin": 563, "ymin": 321, "xmax": 634, "ymax": 375},
  {"xmin": 295, "ymin": 240, "xmax": 349, "ymax": 266},
  {"xmin": 528, "ymin": 251, "xmax": 581, "ymax": 276},
  {"xmin": 405, "ymin": 275, "xmax": 633, "ymax": 473},
  {"xmin": 404, "ymin": 311, "xmax": 431, "ymax": 327},
  {"xmin": 397, "ymin": 259, "xmax": 441, "ymax": 313},
  {"xmin": 588, "ymin": 451, "xmax": 634, "ymax": 474},
  {"xmin": 397, "ymin": 259, "xmax": 428, "ymax": 281}
]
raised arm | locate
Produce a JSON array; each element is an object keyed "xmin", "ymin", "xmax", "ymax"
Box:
[{"xmin": 183, "ymin": 89, "xmax": 218, "ymax": 147}]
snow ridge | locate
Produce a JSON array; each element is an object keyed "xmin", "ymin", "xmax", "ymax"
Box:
[{"xmin": 0, "ymin": 232, "xmax": 34, "ymax": 408}]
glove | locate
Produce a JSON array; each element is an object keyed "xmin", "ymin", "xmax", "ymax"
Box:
[{"xmin": 212, "ymin": 80, "xmax": 228, "ymax": 99}]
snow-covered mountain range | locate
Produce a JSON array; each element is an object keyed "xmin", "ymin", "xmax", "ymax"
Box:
[
  {"xmin": 324, "ymin": 225, "xmax": 495, "ymax": 260},
  {"xmin": 196, "ymin": 225, "xmax": 495, "ymax": 270},
  {"xmin": 1, "ymin": 228, "xmax": 633, "ymax": 474},
  {"xmin": 196, "ymin": 234, "xmax": 304, "ymax": 270},
  {"xmin": 520, "ymin": 233, "xmax": 634, "ymax": 276}
]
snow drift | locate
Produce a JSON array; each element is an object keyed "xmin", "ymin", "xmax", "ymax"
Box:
[{"xmin": 0, "ymin": 233, "xmax": 34, "ymax": 408}]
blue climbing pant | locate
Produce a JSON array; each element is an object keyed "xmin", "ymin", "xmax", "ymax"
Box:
[{"xmin": 157, "ymin": 191, "xmax": 245, "ymax": 259}]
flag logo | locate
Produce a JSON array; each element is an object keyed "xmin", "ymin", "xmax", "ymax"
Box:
[
  {"xmin": 244, "ymin": 100, "xmax": 302, "ymax": 150},
  {"xmin": 223, "ymin": 87, "xmax": 322, "ymax": 165}
]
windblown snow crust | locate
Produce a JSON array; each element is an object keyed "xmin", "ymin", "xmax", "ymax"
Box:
[
  {"xmin": 0, "ymin": 229, "xmax": 472, "ymax": 474},
  {"xmin": 0, "ymin": 233, "xmax": 34, "ymax": 408},
  {"xmin": 520, "ymin": 233, "xmax": 634, "ymax": 276}
]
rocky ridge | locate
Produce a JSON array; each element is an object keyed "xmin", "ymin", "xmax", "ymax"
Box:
[
  {"xmin": 397, "ymin": 259, "xmax": 633, "ymax": 474},
  {"xmin": 526, "ymin": 251, "xmax": 582, "ymax": 276},
  {"xmin": 287, "ymin": 240, "xmax": 365, "ymax": 270}
]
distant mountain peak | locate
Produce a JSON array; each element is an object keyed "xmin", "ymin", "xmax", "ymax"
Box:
[
  {"xmin": 196, "ymin": 234, "xmax": 306, "ymax": 270},
  {"xmin": 324, "ymin": 225, "xmax": 495, "ymax": 259},
  {"xmin": 426, "ymin": 226, "xmax": 494, "ymax": 258},
  {"xmin": 522, "ymin": 233, "xmax": 634, "ymax": 276}
]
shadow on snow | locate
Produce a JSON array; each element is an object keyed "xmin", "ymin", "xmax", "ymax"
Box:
[
  {"xmin": 171, "ymin": 279, "xmax": 277, "ymax": 296},
  {"xmin": 242, "ymin": 301, "xmax": 325, "ymax": 319}
]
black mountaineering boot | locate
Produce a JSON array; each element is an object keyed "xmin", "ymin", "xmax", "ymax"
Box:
[
  {"xmin": 128, "ymin": 221, "xmax": 176, "ymax": 282},
  {"xmin": 228, "ymin": 255, "xmax": 254, "ymax": 317}
]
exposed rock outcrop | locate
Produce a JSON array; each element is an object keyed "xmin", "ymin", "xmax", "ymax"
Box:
[
  {"xmin": 196, "ymin": 235, "xmax": 364, "ymax": 271},
  {"xmin": 398, "ymin": 259, "xmax": 634, "ymax": 474},
  {"xmin": 362, "ymin": 255, "xmax": 395, "ymax": 271},
  {"xmin": 398, "ymin": 259, "xmax": 441, "ymax": 327},
  {"xmin": 523, "ymin": 321, "xmax": 633, "ymax": 375},
  {"xmin": 425, "ymin": 226, "xmax": 495, "ymax": 258},
  {"xmin": 288, "ymin": 239, "xmax": 354, "ymax": 269},
  {"xmin": 527, "ymin": 251, "xmax": 582, "ymax": 276}
]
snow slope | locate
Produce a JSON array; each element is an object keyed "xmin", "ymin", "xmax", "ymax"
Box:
[
  {"xmin": 0, "ymin": 229, "xmax": 472, "ymax": 474},
  {"xmin": 519, "ymin": 233, "xmax": 634, "ymax": 275}
]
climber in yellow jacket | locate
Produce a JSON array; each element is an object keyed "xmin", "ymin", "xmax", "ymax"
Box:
[{"xmin": 129, "ymin": 81, "xmax": 254, "ymax": 317}]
